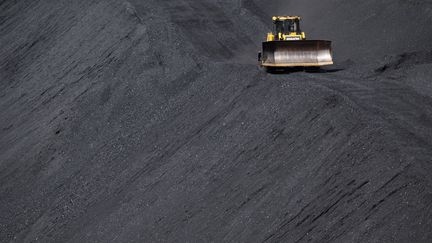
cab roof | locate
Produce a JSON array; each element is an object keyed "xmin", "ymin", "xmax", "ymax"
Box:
[{"xmin": 272, "ymin": 16, "xmax": 301, "ymax": 21}]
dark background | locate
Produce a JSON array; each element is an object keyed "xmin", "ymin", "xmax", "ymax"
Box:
[{"xmin": 1, "ymin": 0, "xmax": 432, "ymax": 242}]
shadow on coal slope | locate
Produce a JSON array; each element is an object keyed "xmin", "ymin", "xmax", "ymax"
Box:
[
  {"xmin": 254, "ymin": 0, "xmax": 432, "ymax": 64},
  {"xmin": 1, "ymin": 0, "xmax": 432, "ymax": 242}
]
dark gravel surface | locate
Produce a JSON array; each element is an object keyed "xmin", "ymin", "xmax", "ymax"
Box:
[{"xmin": 1, "ymin": 0, "xmax": 432, "ymax": 242}]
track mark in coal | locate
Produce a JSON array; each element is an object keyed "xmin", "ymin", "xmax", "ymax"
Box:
[
  {"xmin": 236, "ymin": 184, "xmax": 268, "ymax": 210},
  {"xmin": 307, "ymin": 73, "xmax": 432, "ymax": 150},
  {"xmin": 364, "ymin": 184, "xmax": 408, "ymax": 221},
  {"xmin": 375, "ymin": 51, "xmax": 432, "ymax": 73},
  {"xmin": 265, "ymin": 180, "xmax": 369, "ymax": 241},
  {"xmin": 376, "ymin": 163, "xmax": 411, "ymax": 192},
  {"xmin": 157, "ymin": 0, "xmax": 254, "ymax": 61}
]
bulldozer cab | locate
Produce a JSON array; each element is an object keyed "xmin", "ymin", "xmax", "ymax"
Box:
[{"xmin": 274, "ymin": 18, "xmax": 301, "ymax": 36}]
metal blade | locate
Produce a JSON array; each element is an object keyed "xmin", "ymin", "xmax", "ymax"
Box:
[{"xmin": 261, "ymin": 40, "xmax": 333, "ymax": 67}]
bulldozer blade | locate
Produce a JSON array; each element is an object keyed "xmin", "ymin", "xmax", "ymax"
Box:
[{"xmin": 261, "ymin": 40, "xmax": 333, "ymax": 67}]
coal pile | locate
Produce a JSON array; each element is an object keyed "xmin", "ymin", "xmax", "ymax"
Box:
[{"xmin": 1, "ymin": 0, "xmax": 432, "ymax": 242}]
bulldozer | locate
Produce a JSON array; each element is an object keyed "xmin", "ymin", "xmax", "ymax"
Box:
[{"xmin": 258, "ymin": 16, "xmax": 333, "ymax": 71}]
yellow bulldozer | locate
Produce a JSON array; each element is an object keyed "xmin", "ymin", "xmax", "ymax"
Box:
[{"xmin": 258, "ymin": 16, "xmax": 333, "ymax": 71}]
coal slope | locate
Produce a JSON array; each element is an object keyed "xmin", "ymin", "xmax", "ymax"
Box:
[{"xmin": 1, "ymin": 0, "xmax": 432, "ymax": 242}]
